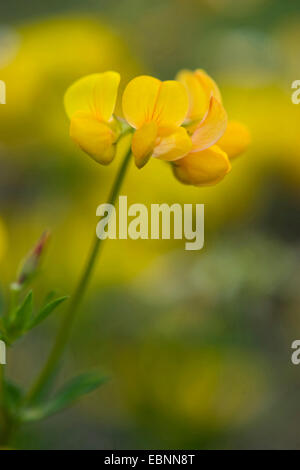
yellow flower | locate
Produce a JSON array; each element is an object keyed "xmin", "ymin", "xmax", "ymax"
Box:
[
  {"xmin": 64, "ymin": 69, "xmax": 250, "ymax": 185},
  {"xmin": 64, "ymin": 71, "xmax": 121, "ymax": 165},
  {"xmin": 122, "ymin": 75, "xmax": 192, "ymax": 168},
  {"xmin": 217, "ymin": 120, "xmax": 252, "ymax": 160},
  {"xmin": 177, "ymin": 68, "xmax": 223, "ymax": 122},
  {"xmin": 173, "ymin": 146, "xmax": 231, "ymax": 187},
  {"xmin": 173, "ymin": 69, "xmax": 250, "ymax": 186}
]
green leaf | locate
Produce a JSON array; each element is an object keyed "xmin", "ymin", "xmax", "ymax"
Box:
[
  {"xmin": 27, "ymin": 296, "xmax": 69, "ymax": 330},
  {"xmin": 7, "ymin": 290, "xmax": 33, "ymax": 338},
  {"xmin": 0, "ymin": 288, "xmax": 5, "ymax": 316},
  {"xmin": 21, "ymin": 372, "xmax": 107, "ymax": 423},
  {"xmin": 4, "ymin": 380, "xmax": 24, "ymax": 419},
  {"xmin": 43, "ymin": 290, "xmax": 57, "ymax": 305},
  {"xmin": 0, "ymin": 317, "xmax": 6, "ymax": 339}
]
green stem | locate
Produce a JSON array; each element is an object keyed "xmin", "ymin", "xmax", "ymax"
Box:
[
  {"xmin": 0, "ymin": 364, "xmax": 10, "ymax": 446},
  {"xmin": 26, "ymin": 141, "xmax": 132, "ymax": 404},
  {"xmin": 0, "ymin": 364, "xmax": 4, "ymax": 429}
]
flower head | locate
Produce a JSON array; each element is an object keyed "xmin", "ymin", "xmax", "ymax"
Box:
[
  {"xmin": 122, "ymin": 75, "xmax": 192, "ymax": 168},
  {"xmin": 64, "ymin": 71, "xmax": 121, "ymax": 165},
  {"xmin": 173, "ymin": 69, "xmax": 250, "ymax": 186},
  {"xmin": 64, "ymin": 69, "xmax": 250, "ymax": 187}
]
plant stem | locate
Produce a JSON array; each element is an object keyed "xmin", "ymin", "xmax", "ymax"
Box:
[
  {"xmin": 0, "ymin": 364, "xmax": 4, "ymax": 437},
  {"xmin": 26, "ymin": 140, "xmax": 132, "ymax": 404},
  {"xmin": 0, "ymin": 364, "xmax": 10, "ymax": 446}
]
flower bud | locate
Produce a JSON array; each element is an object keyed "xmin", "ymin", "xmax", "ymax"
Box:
[{"xmin": 12, "ymin": 231, "xmax": 50, "ymax": 290}]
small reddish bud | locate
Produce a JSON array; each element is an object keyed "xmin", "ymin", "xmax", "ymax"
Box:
[{"xmin": 13, "ymin": 231, "xmax": 50, "ymax": 290}]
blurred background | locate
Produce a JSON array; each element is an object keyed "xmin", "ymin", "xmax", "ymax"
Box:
[{"xmin": 0, "ymin": 0, "xmax": 300, "ymax": 450}]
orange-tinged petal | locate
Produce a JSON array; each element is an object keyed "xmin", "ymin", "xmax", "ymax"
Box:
[
  {"xmin": 173, "ymin": 145, "xmax": 231, "ymax": 186},
  {"xmin": 70, "ymin": 111, "xmax": 119, "ymax": 165},
  {"xmin": 153, "ymin": 127, "xmax": 192, "ymax": 162},
  {"xmin": 64, "ymin": 71, "xmax": 120, "ymax": 122},
  {"xmin": 151, "ymin": 80, "xmax": 189, "ymax": 129},
  {"xmin": 122, "ymin": 75, "xmax": 161, "ymax": 129},
  {"xmin": 176, "ymin": 69, "xmax": 208, "ymax": 121},
  {"xmin": 191, "ymin": 97, "xmax": 227, "ymax": 152},
  {"xmin": 132, "ymin": 122, "xmax": 158, "ymax": 168},
  {"xmin": 217, "ymin": 121, "xmax": 251, "ymax": 159},
  {"xmin": 194, "ymin": 69, "xmax": 222, "ymax": 104},
  {"xmin": 177, "ymin": 69, "xmax": 223, "ymax": 121}
]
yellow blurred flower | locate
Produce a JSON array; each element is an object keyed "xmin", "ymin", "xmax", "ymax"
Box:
[
  {"xmin": 64, "ymin": 72, "xmax": 121, "ymax": 164},
  {"xmin": 173, "ymin": 69, "xmax": 250, "ymax": 186},
  {"xmin": 0, "ymin": 16, "xmax": 141, "ymax": 151},
  {"xmin": 122, "ymin": 75, "xmax": 192, "ymax": 168}
]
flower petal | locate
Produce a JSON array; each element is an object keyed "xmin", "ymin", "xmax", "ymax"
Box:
[
  {"xmin": 191, "ymin": 96, "xmax": 227, "ymax": 152},
  {"xmin": 70, "ymin": 111, "xmax": 118, "ymax": 165},
  {"xmin": 194, "ymin": 69, "xmax": 222, "ymax": 105},
  {"xmin": 64, "ymin": 71, "xmax": 120, "ymax": 122},
  {"xmin": 152, "ymin": 80, "xmax": 189, "ymax": 129},
  {"xmin": 177, "ymin": 69, "xmax": 223, "ymax": 121},
  {"xmin": 217, "ymin": 120, "xmax": 251, "ymax": 159},
  {"xmin": 122, "ymin": 75, "xmax": 161, "ymax": 129},
  {"xmin": 176, "ymin": 69, "xmax": 208, "ymax": 121},
  {"xmin": 152, "ymin": 127, "xmax": 192, "ymax": 162},
  {"xmin": 122, "ymin": 76, "xmax": 189, "ymax": 130},
  {"xmin": 132, "ymin": 122, "xmax": 158, "ymax": 168},
  {"xmin": 173, "ymin": 145, "xmax": 231, "ymax": 186}
]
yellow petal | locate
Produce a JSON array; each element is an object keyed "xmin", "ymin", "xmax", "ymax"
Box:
[
  {"xmin": 64, "ymin": 71, "xmax": 120, "ymax": 122},
  {"xmin": 122, "ymin": 75, "xmax": 161, "ymax": 129},
  {"xmin": 132, "ymin": 122, "xmax": 158, "ymax": 169},
  {"xmin": 151, "ymin": 81, "xmax": 189, "ymax": 129},
  {"xmin": 217, "ymin": 120, "xmax": 251, "ymax": 159},
  {"xmin": 191, "ymin": 97, "xmax": 227, "ymax": 152},
  {"xmin": 176, "ymin": 69, "xmax": 208, "ymax": 121},
  {"xmin": 70, "ymin": 111, "xmax": 119, "ymax": 164},
  {"xmin": 177, "ymin": 69, "xmax": 223, "ymax": 121},
  {"xmin": 173, "ymin": 145, "xmax": 231, "ymax": 186},
  {"xmin": 194, "ymin": 69, "xmax": 222, "ymax": 104},
  {"xmin": 153, "ymin": 127, "xmax": 192, "ymax": 162},
  {"xmin": 122, "ymin": 76, "xmax": 188, "ymax": 130}
]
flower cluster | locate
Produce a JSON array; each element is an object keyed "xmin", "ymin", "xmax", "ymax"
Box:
[{"xmin": 64, "ymin": 70, "xmax": 250, "ymax": 186}]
